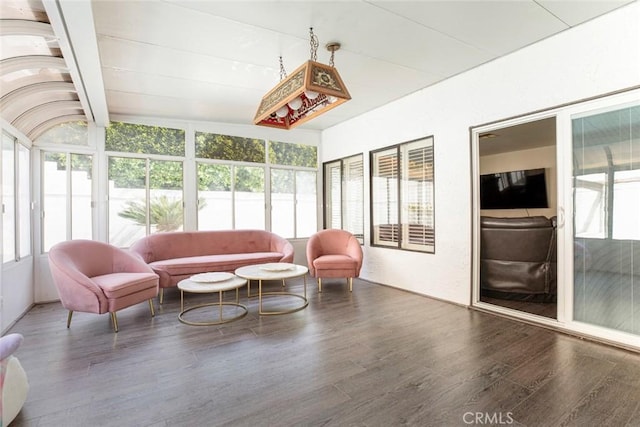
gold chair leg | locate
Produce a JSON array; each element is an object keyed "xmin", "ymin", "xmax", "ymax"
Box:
[
  {"xmin": 110, "ymin": 312, "xmax": 119, "ymax": 333},
  {"xmin": 159, "ymin": 288, "xmax": 164, "ymax": 304},
  {"xmin": 148, "ymin": 299, "xmax": 155, "ymax": 317},
  {"xmin": 67, "ymin": 310, "xmax": 73, "ymax": 328},
  {"xmin": 318, "ymin": 277, "xmax": 322, "ymax": 293},
  {"xmin": 349, "ymin": 277, "xmax": 353, "ymax": 292}
]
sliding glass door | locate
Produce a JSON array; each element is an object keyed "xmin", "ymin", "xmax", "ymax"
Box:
[{"xmin": 472, "ymin": 89, "xmax": 640, "ymax": 349}]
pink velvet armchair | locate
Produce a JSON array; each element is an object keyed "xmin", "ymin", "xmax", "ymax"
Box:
[
  {"xmin": 306, "ymin": 229, "xmax": 363, "ymax": 292},
  {"xmin": 48, "ymin": 240, "xmax": 159, "ymax": 332}
]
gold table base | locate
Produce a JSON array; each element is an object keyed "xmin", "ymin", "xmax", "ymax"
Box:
[{"xmin": 179, "ymin": 288, "xmax": 247, "ymax": 326}]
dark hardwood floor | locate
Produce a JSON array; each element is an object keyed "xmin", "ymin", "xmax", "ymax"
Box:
[{"xmin": 6, "ymin": 277, "xmax": 640, "ymax": 427}]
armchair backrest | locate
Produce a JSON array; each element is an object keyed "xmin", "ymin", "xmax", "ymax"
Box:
[{"xmin": 49, "ymin": 240, "xmax": 117, "ymax": 278}]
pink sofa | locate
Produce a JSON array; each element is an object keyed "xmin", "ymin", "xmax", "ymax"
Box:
[{"xmin": 130, "ymin": 229, "xmax": 294, "ymax": 301}]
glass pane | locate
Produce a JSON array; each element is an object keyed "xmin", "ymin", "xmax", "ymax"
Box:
[
  {"xmin": 195, "ymin": 132, "xmax": 265, "ymax": 162},
  {"xmin": 197, "ymin": 163, "xmax": 232, "ymax": 230},
  {"xmin": 105, "ymin": 122, "xmax": 185, "ymax": 156},
  {"xmin": 573, "ymin": 105, "xmax": 640, "ymax": 335},
  {"xmin": 2, "ymin": 136, "xmax": 16, "ymax": 262},
  {"xmin": 324, "ymin": 160, "xmax": 342, "ymax": 229},
  {"xmin": 42, "ymin": 152, "xmax": 67, "ymax": 252},
  {"xmin": 35, "ymin": 121, "xmax": 88, "ymax": 146},
  {"xmin": 271, "ymin": 169, "xmax": 295, "ymax": 238},
  {"xmin": 235, "ymin": 166, "xmax": 264, "ymax": 229},
  {"xmin": 18, "ymin": 144, "xmax": 31, "ymax": 257},
  {"xmin": 296, "ymin": 170, "xmax": 317, "ymax": 238},
  {"xmin": 149, "ymin": 160, "xmax": 184, "ymax": 233},
  {"xmin": 70, "ymin": 154, "xmax": 93, "ymax": 240},
  {"xmin": 612, "ymin": 169, "xmax": 640, "ymax": 240},
  {"xmin": 269, "ymin": 141, "xmax": 317, "ymax": 167},
  {"xmin": 371, "ymin": 148, "xmax": 398, "ymax": 247},
  {"xmin": 344, "ymin": 155, "xmax": 364, "ymax": 243},
  {"xmin": 574, "ymin": 173, "xmax": 606, "ymax": 238},
  {"xmin": 108, "ymin": 157, "xmax": 146, "ymax": 247}
]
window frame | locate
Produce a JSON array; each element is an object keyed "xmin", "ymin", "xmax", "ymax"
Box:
[
  {"xmin": 323, "ymin": 153, "xmax": 364, "ymax": 244},
  {"xmin": 270, "ymin": 166, "xmax": 317, "ymax": 239},
  {"xmin": 40, "ymin": 149, "xmax": 94, "ymax": 252},
  {"xmin": 106, "ymin": 153, "xmax": 185, "ymax": 247},
  {"xmin": 2, "ymin": 133, "xmax": 32, "ymax": 264},
  {"xmin": 370, "ymin": 136, "xmax": 435, "ymax": 253}
]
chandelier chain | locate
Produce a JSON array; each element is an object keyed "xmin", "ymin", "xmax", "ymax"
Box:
[
  {"xmin": 279, "ymin": 56, "xmax": 287, "ymax": 81},
  {"xmin": 309, "ymin": 27, "xmax": 319, "ymax": 62},
  {"xmin": 329, "ymin": 49, "xmax": 335, "ymax": 67}
]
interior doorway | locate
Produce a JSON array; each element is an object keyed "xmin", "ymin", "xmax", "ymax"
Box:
[{"xmin": 475, "ymin": 116, "xmax": 558, "ymax": 319}]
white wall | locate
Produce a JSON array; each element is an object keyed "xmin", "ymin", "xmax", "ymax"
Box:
[{"xmin": 321, "ymin": 3, "xmax": 640, "ymax": 305}]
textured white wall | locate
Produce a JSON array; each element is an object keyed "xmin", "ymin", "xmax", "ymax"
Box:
[{"xmin": 321, "ymin": 3, "xmax": 640, "ymax": 305}]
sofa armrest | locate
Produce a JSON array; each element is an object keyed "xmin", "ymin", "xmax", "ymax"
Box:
[{"xmin": 271, "ymin": 234, "xmax": 294, "ymax": 263}]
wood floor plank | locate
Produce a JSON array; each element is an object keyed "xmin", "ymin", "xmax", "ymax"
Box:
[{"xmin": 509, "ymin": 354, "xmax": 617, "ymax": 425}]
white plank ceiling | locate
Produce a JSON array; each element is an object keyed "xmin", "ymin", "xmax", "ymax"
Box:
[{"xmin": 82, "ymin": 0, "xmax": 634, "ymax": 131}]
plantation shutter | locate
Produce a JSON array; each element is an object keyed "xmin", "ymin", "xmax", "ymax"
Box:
[
  {"xmin": 372, "ymin": 148, "xmax": 399, "ymax": 247},
  {"xmin": 324, "ymin": 160, "xmax": 342, "ymax": 229},
  {"xmin": 402, "ymin": 138, "xmax": 434, "ymax": 251},
  {"xmin": 343, "ymin": 155, "xmax": 364, "ymax": 243}
]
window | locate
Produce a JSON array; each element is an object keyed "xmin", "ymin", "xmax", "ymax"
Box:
[
  {"xmin": 35, "ymin": 121, "xmax": 88, "ymax": 146},
  {"xmin": 41, "ymin": 151, "xmax": 92, "ymax": 252},
  {"xmin": 106, "ymin": 122, "xmax": 185, "ymax": 156},
  {"xmin": 269, "ymin": 141, "xmax": 317, "ymax": 237},
  {"xmin": 196, "ymin": 162, "xmax": 265, "ymax": 230},
  {"xmin": 269, "ymin": 140, "xmax": 317, "ymax": 168},
  {"xmin": 234, "ymin": 165, "xmax": 266, "ymax": 229},
  {"xmin": 271, "ymin": 169, "xmax": 317, "ymax": 238},
  {"xmin": 196, "ymin": 132, "xmax": 265, "ymax": 162},
  {"xmin": 106, "ymin": 122, "xmax": 185, "ymax": 247},
  {"xmin": 195, "ymin": 134, "xmax": 316, "ymax": 234},
  {"xmin": 2, "ymin": 133, "xmax": 16, "ymax": 262},
  {"xmin": 197, "ymin": 163, "xmax": 232, "ymax": 230},
  {"xmin": 17, "ymin": 143, "xmax": 30, "ymax": 258},
  {"xmin": 324, "ymin": 154, "xmax": 364, "ymax": 243},
  {"xmin": 371, "ymin": 137, "xmax": 435, "ymax": 253},
  {"xmin": 108, "ymin": 157, "xmax": 184, "ymax": 247},
  {"xmin": 2, "ymin": 133, "xmax": 31, "ymax": 262}
]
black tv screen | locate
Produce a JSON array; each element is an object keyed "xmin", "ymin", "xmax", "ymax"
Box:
[{"xmin": 480, "ymin": 168, "xmax": 548, "ymax": 209}]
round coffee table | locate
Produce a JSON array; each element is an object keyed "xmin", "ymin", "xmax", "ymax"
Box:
[
  {"xmin": 177, "ymin": 274, "xmax": 248, "ymax": 326},
  {"xmin": 235, "ymin": 263, "xmax": 308, "ymax": 315}
]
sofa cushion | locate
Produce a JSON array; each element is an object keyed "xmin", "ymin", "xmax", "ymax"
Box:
[
  {"xmin": 312, "ymin": 254, "xmax": 358, "ymax": 278},
  {"xmin": 92, "ymin": 272, "xmax": 159, "ymax": 299},
  {"xmin": 149, "ymin": 252, "xmax": 284, "ymax": 277},
  {"xmin": 313, "ymin": 254, "xmax": 357, "ymax": 270}
]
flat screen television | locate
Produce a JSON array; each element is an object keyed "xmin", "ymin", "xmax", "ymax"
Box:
[{"xmin": 480, "ymin": 168, "xmax": 548, "ymax": 209}]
